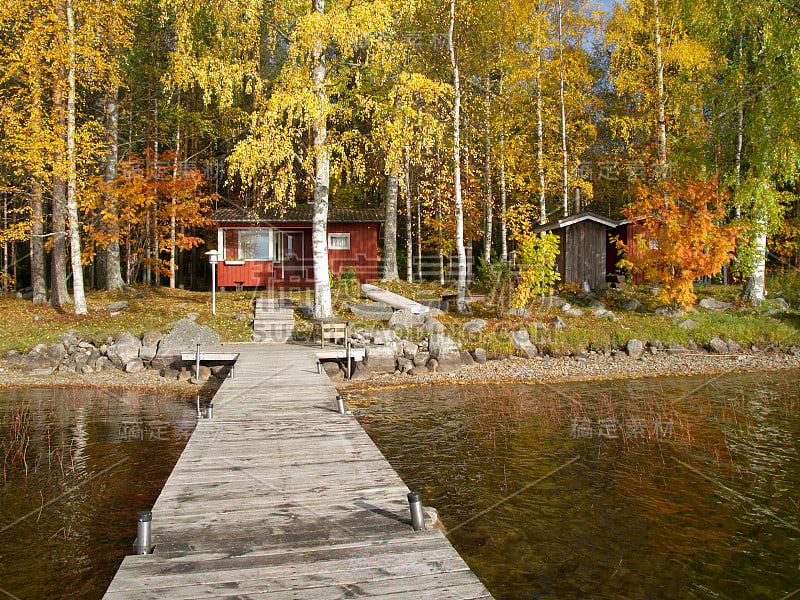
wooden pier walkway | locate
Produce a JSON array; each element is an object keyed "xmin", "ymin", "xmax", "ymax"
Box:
[{"xmin": 103, "ymin": 344, "xmax": 493, "ymax": 600}]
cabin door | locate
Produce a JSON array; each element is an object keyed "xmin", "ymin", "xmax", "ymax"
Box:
[{"xmin": 280, "ymin": 232, "xmax": 304, "ymax": 279}]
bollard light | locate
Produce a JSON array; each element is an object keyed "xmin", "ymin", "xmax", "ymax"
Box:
[
  {"xmin": 408, "ymin": 492, "xmax": 425, "ymax": 532},
  {"xmin": 336, "ymin": 395, "xmax": 345, "ymax": 415},
  {"xmin": 135, "ymin": 510, "xmax": 153, "ymax": 554},
  {"xmin": 205, "ymin": 249, "xmax": 219, "ymax": 315},
  {"xmin": 204, "ymin": 404, "xmax": 214, "ymax": 419}
]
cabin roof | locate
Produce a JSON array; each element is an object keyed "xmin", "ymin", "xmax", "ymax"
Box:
[
  {"xmin": 213, "ymin": 205, "xmax": 384, "ymax": 224},
  {"xmin": 533, "ymin": 211, "xmax": 619, "ymax": 233}
]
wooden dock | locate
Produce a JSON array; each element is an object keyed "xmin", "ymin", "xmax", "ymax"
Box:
[{"xmin": 103, "ymin": 343, "xmax": 493, "ymax": 600}]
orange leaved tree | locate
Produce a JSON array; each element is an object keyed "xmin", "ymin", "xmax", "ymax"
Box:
[{"xmin": 617, "ymin": 177, "xmax": 743, "ymax": 309}]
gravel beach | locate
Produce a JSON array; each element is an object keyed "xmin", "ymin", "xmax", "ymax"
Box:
[{"xmin": 336, "ymin": 348, "xmax": 800, "ymax": 391}]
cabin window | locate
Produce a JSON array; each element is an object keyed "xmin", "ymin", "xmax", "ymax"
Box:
[
  {"xmin": 328, "ymin": 232, "xmax": 350, "ymax": 250},
  {"xmin": 223, "ymin": 228, "xmax": 272, "ymax": 260}
]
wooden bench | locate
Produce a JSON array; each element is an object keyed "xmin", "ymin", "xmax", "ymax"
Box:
[{"xmin": 311, "ymin": 317, "xmax": 349, "ymax": 348}]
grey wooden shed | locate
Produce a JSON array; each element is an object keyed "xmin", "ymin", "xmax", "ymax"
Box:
[{"xmin": 533, "ymin": 211, "xmax": 620, "ymax": 290}]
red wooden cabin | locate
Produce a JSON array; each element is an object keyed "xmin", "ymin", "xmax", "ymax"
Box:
[{"xmin": 212, "ymin": 206, "xmax": 383, "ymax": 291}]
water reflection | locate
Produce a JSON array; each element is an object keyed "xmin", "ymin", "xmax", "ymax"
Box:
[
  {"xmin": 352, "ymin": 371, "xmax": 800, "ymax": 600},
  {"xmin": 0, "ymin": 387, "xmax": 196, "ymax": 599}
]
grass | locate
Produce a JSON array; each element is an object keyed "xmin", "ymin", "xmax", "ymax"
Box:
[
  {"xmin": 0, "ymin": 287, "xmax": 261, "ymax": 353},
  {"xmin": 1, "ymin": 278, "xmax": 798, "ymax": 358}
]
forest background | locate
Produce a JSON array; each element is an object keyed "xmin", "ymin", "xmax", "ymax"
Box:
[{"xmin": 0, "ymin": 0, "xmax": 798, "ymax": 317}]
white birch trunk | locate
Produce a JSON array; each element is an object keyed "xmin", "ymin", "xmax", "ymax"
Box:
[
  {"xmin": 743, "ymin": 181, "xmax": 769, "ymax": 306},
  {"xmin": 104, "ymin": 90, "xmax": 124, "ymax": 291},
  {"xmin": 170, "ymin": 126, "xmax": 180, "ymax": 289},
  {"xmin": 557, "ymin": 0, "xmax": 569, "ymax": 217},
  {"xmin": 734, "ymin": 37, "xmax": 744, "ymax": 218},
  {"xmin": 654, "ymin": 0, "xmax": 668, "ymax": 176},
  {"xmin": 311, "ymin": 0, "xmax": 332, "ymax": 318},
  {"xmin": 66, "ymin": 0, "xmax": 86, "ymax": 315},
  {"xmin": 404, "ymin": 147, "xmax": 413, "ymax": 282},
  {"xmin": 31, "ymin": 182, "xmax": 47, "ymax": 303},
  {"xmin": 499, "ymin": 78, "xmax": 508, "ymax": 262},
  {"xmin": 382, "ymin": 173, "xmax": 400, "ymax": 281},
  {"xmin": 483, "ymin": 75, "xmax": 493, "ymax": 264},
  {"xmin": 536, "ymin": 15, "xmax": 546, "ymax": 225},
  {"xmin": 448, "ymin": 0, "xmax": 467, "ymax": 312},
  {"xmin": 416, "ymin": 196, "xmax": 422, "ymax": 281}
]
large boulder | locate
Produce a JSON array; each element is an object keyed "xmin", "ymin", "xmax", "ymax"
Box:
[
  {"xmin": 463, "ymin": 318, "xmax": 488, "ymax": 333},
  {"xmin": 655, "ymin": 306, "xmax": 685, "ymax": 318},
  {"xmin": 349, "ymin": 302, "xmax": 394, "ymax": 321},
  {"xmin": 709, "ymin": 336, "xmax": 728, "ymax": 354},
  {"xmin": 540, "ymin": 296, "xmax": 567, "ymax": 308},
  {"xmin": 506, "ymin": 306, "xmax": 531, "ymax": 318},
  {"xmin": 623, "ymin": 298, "xmax": 642, "ymax": 311},
  {"xmin": 678, "ymin": 318, "xmax": 700, "ymax": 330},
  {"xmin": 370, "ymin": 330, "xmax": 399, "ymax": 345},
  {"xmin": 427, "ymin": 334, "xmax": 462, "ymax": 371},
  {"xmin": 420, "ymin": 317, "xmax": 445, "ymax": 333},
  {"xmin": 107, "ymin": 332, "xmax": 143, "ymax": 369},
  {"xmin": 46, "ymin": 343, "xmax": 67, "ymax": 363},
  {"xmin": 105, "ymin": 301, "xmax": 131, "ymax": 311},
  {"xmin": 364, "ymin": 345, "xmax": 398, "ymax": 373},
  {"xmin": 775, "ymin": 297, "xmax": 790, "ymax": 311},
  {"xmin": 388, "ymin": 309, "xmax": 425, "ymax": 330},
  {"xmin": 21, "ymin": 351, "xmax": 57, "ymax": 371},
  {"xmin": 420, "ymin": 299, "xmax": 449, "ymax": 312},
  {"xmin": 472, "ymin": 348, "xmax": 488, "ymax": 364},
  {"xmin": 666, "ymin": 342, "xmax": 688, "ymax": 356},
  {"xmin": 699, "ymin": 298, "xmax": 734, "ymax": 310},
  {"xmin": 124, "ymin": 359, "xmax": 145, "ymax": 374},
  {"xmin": 152, "ymin": 318, "xmax": 222, "ymax": 369},
  {"xmin": 626, "ymin": 339, "xmax": 644, "ymax": 360},
  {"xmin": 139, "ymin": 346, "xmax": 157, "ymax": 363},
  {"xmin": 511, "ymin": 330, "xmax": 538, "ymax": 358},
  {"xmin": 141, "ymin": 331, "xmax": 163, "ymax": 347}
]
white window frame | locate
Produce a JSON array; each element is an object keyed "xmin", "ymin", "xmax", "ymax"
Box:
[
  {"xmin": 328, "ymin": 232, "xmax": 351, "ymax": 250},
  {"xmin": 222, "ymin": 227, "xmax": 273, "ymax": 261}
]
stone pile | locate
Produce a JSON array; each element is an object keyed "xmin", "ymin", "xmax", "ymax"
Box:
[
  {"xmin": 3, "ymin": 316, "xmax": 226, "ymax": 385},
  {"xmin": 323, "ymin": 329, "xmax": 486, "ymax": 381}
]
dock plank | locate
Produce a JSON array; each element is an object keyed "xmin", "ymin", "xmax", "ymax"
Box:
[{"xmin": 102, "ymin": 343, "xmax": 493, "ymax": 599}]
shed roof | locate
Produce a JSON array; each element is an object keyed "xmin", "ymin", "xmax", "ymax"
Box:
[
  {"xmin": 213, "ymin": 205, "xmax": 384, "ymax": 224},
  {"xmin": 533, "ymin": 211, "xmax": 619, "ymax": 233}
]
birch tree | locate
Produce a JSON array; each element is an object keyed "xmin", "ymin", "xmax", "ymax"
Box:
[{"xmin": 448, "ymin": 0, "xmax": 467, "ymax": 312}]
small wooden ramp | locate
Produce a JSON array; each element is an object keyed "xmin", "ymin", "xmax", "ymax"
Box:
[
  {"xmin": 252, "ymin": 298, "xmax": 294, "ymax": 342},
  {"xmin": 102, "ymin": 344, "xmax": 493, "ymax": 600}
]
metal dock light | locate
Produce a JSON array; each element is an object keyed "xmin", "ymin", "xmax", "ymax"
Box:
[
  {"xmin": 408, "ymin": 492, "xmax": 425, "ymax": 532},
  {"xmin": 135, "ymin": 510, "xmax": 153, "ymax": 554},
  {"xmin": 336, "ymin": 395, "xmax": 346, "ymax": 414},
  {"xmin": 205, "ymin": 404, "xmax": 214, "ymax": 419}
]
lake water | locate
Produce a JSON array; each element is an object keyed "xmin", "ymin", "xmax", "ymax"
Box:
[
  {"xmin": 0, "ymin": 387, "xmax": 196, "ymax": 599},
  {"xmin": 350, "ymin": 371, "xmax": 800, "ymax": 600}
]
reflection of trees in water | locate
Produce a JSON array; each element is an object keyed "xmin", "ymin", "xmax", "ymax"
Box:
[
  {"xmin": 1, "ymin": 388, "xmax": 191, "ymax": 481},
  {"xmin": 354, "ymin": 371, "xmax": 800, "ymax": 599}
]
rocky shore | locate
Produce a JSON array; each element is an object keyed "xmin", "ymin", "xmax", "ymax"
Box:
[{"xmin": 0, "ymin": 314, "xmax": 228, "ymax": 393}]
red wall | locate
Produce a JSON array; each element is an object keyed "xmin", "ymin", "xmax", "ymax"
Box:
[
  {"xmin": 216, "ymin": 222, "xmax": 379, "ymax": 289},
  {"xmin": 327, "ymin": 222, "xmax": 379, "ymax": 282}
]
